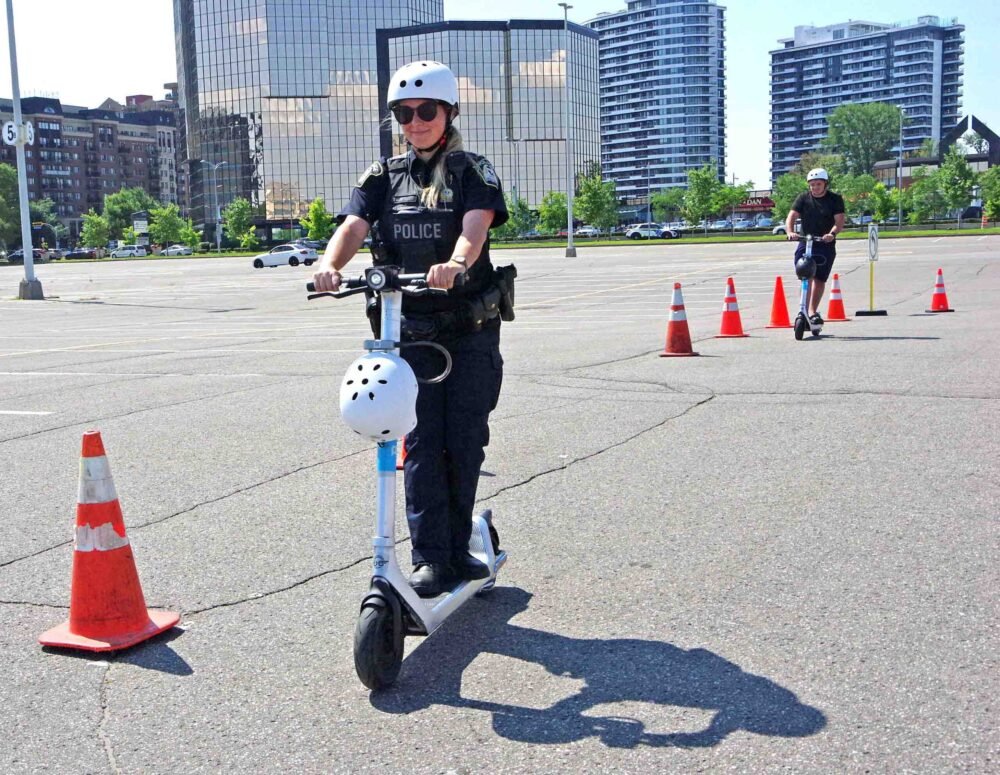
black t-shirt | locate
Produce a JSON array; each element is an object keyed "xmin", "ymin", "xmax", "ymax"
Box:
[{"xmin": 791, "ymin": 190, "xmax": 845, "ymax": 238}]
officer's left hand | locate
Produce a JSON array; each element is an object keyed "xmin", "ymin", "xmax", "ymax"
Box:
[
  {"xmin": 821, "ymin": 233, "xmax": 836, "ymax": 243},
  {"xmin": 427, "ymin": 261, "xmax": 465, "ymax": 290}
]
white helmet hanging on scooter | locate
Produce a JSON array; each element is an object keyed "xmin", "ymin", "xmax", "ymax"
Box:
[{"xmin": 340, "ymin": 352, "xmax": 418, "ymax": 441}]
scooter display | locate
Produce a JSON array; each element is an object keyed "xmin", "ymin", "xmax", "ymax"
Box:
[
  {"xmin": 793, "ymin": 235, "xmax": 823, "ymax": 340},
  {"xmin": 307, "ymin": 266, "xmax": 506, "ymax": 690}
]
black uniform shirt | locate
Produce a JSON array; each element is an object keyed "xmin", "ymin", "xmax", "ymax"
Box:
[{"xmin": 791, "ymin": 190, "xmax": 846, "ymax": 238}]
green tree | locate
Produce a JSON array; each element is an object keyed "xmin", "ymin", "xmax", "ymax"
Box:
[
  {"xmin": 682, "ymin": 165, "xmax": 723, "ymax": 232},
  {"xmin": 792, "ymin": 151, "xmax": 846, "ymax": 178},
  {"xmin": 179, "ymin": 219, "xmax": 202, "ymax": 249},
  {"xmin": 823, "ymin": 102, "xmax": 902, "ymax": 175},
  {"xmin": 837, "ymin": 174, "xmax": 878, "ymax": 219},
  {"xmin": 222, "ymin": 196, "xmax": 254, "ymax": 242},
  {"xmin": 978, "ymin": 166, "xmax": 1000, "ymax": 222},
  {"xmin": 81, "ymin": 209, "xmax": 111, "ymax": 249},
  {"xmin": 711, "ymin": 181, "xmax": 754, "ymax": 227},
  {"xmin": 937, "ymin": 146, "xmax": 977, "ymax": 226},
  {"xmin": 0, "ymin": 163, "xmax": 20, "ymax": 249},
  {"xmin": 239, "ymin": 228, "xmax": 260, "ymax": 250},
  {"xmin": 904, "ymin": 167, "xmax": 945, "ymax": 224},
  {"xmin": 771, "ymin": 172, "xmax": 807, "ymax": 223},
  {"xmin": 493, "ymin": 192, "xmax": 536, "ymax": 240},
  {"xmin": 103, "ymin": 187, "xmax": 159, "ymax": 239},
  {"xmin": 299, "ymin": 197, "xmax": 335, "ymax": 240},
  {"xmin": 650, "ymin": 187, "xmax": 685, "ymax": 223},
  {"xmin": 575, "ymin": 167, "xmax": 618, "ymax": 232},
  {"xmin": 961, "ymin": 131, "xmax": 988, "ymax": 155},
  {"xmin": 916, "ymin": 138, "xmax": 938, "ymax": 158},
  {"xmin": 149, "ymin": 203, "xmax": 186, "ymax": 246},
  {"xmin": 537, "ymin": 191, "xmax": 570, "ymax": 233},
  {"xmin": 867, "ymin": 183, "xmax": 897, "ymax": 224}
]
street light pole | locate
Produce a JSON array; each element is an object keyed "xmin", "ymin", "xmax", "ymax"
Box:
[
  {"xmin": 6, "ymin": 0, "xmax": 42, "ymax": 299},
  {"xmin": 897, "ymin": 107, "xmax": 905, "ymax": 230},
  {"xmin": 201, "ymin": 160, "xmax": 227, "ymax": 252},
  {"xmin": 558, "ymin": 2, "xmax": 576, "ymax": 258}
]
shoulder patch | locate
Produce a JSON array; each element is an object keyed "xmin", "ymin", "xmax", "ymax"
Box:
[
  {"xmin": 473, "ymin": 158, "xmax": 500, "ymax": 189},
  {"xmin": 357, "ymin": 161, "xmax": 384, "ymax": 187}
]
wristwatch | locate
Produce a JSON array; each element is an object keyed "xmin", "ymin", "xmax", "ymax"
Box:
[{"xmin": 449, "ymin": 255, "xmax": 468, "ymax": 267}]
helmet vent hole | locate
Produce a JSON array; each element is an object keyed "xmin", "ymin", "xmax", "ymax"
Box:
[
  {"xmin": 373, "ymin": 364, "xmax": 381, "ymax": 371},
  {"xmin": 346, "ymin": 379, "xmax": 354, "ymax": 385},
  {"xmin": 352, "ymin": 392, "xmax": 358, "ymax": 401},
  {"xmin": 361, "ymin": 378, "xmax": 368, "ymax": 385},
  {"xmin": 378, "ymin": 379, "xmax": 387, "ymax": 384},
  {"xmin": 381, "ymin": 430, "xmax": 391, "ymax": 435},
  {"xmin": 399, "ymin": 80, "xmax": 407, "ymax": 87},
  {"xmin": 357, "ymin": 364, "xmax": 363, "ymax": 371},
  {"xmin": 415, "ymin": 79, "xmax": 423, "ymax": 87},
  {"xmin": 369, "ymin": 392, "xmax": 375, "ymax": 400}
]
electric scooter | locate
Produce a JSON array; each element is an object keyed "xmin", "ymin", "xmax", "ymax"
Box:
[
  {"xmin": 793, "ymin": 235, "xmax": 823, "ymax": 340},
  {"xmin": 307, "ymin": 266, "xmax": 506, "ymax": 690}
]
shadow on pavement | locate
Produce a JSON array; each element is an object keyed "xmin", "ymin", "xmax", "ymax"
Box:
[
  {"xmin": 41, "ymin": 627, "xmax": 193, "ymax": 676},
  {"xmin": 371, "ymin": 588, "xmax": 825, "ymax": 748}
]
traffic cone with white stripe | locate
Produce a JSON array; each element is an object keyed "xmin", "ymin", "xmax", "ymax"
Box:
[
  {"xmin": 660, "ymin": 282, "xmax": 699, "ymax": 357},
  {"xmin": 826, "ymin": 273, "xmax": 850, "ymax": 321},
  {"xmin": 926, "ymin": 268, "xmax": 954, "ymax": 312},
  {"xmin": 39, "ymin": 431, "xmax": 179, "ymax": 651},
  {"xmin": 716, "ymin": 277, "xmax": 749, "ymax": 338}
]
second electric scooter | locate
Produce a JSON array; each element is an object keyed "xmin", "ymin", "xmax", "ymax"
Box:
[
  {"xmin": 308, "ymin": 266, "xmax": 506, "ymax": 690},
  {"xmin": 793, "ymin": 235, "xmax": 823, "ymax": 340}
]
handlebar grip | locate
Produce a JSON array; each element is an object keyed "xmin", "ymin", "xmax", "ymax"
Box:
[{"xmin": 306, "ymin": 281, "xmax": 316, "ymax": 292}]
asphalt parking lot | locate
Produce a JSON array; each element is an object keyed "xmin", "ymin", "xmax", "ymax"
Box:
[{"xmin": 1, "ymin": 236, "xmax": 997, "ymax": 773}]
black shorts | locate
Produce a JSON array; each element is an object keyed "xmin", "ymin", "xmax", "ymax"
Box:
[{"xmin": 794, "ymin": 240, "xmax": 837, "ymax": 282}]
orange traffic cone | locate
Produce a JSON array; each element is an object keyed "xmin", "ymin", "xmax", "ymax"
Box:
[
  {"xmin": 826, "ymin": 273, "xmax": 850, "ymax": 321},
  {"xmin": 765, "ymin": 276, "xmax": 792, "ymax": 328},
  {"xmin": 39, "ymin": 431, "xmax": 179, "ymax": 652},
  {"xmin": 926, "ymin": 268, "xmax": 954, "ymax": 312},
  {"xmin": 396, "ymin": 435, "xmax": 407, "ymax": 470},
  {"xmin": 660, "ymin": 282, "xmax": 700, "ymax": 357},
  {"xmin": 716, "ymin": 277, "xmax": 749, "ymax": 338}
]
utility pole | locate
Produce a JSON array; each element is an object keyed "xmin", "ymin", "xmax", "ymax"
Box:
[
  {"xmin": 559, "ymin": 2, "xmax": 576, "ymax": 258},
  {"xmin": 6, "ymin": 0, "xmax": 42, "ymax": 299}
]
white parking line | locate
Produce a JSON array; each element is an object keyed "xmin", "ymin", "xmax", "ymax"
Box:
[{"xmin": 0, "ymin": 410, "xmax": 53, "ymax": 415}]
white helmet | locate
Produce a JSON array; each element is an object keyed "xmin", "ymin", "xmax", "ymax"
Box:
[
  {"xmin": 807, "ymin": 168, "xmax": 830, "ymax": 182},
  {"xmin": 387, "ymin": 61, "xmax": 460, "ymax": 108},
  {"xmin": 339, "ymin": 352, "xmax": 418, "ymax": 441}
]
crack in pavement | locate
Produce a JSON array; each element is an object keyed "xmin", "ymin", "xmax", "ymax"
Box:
[{"xmin": 97, "ymin": 659, "xmax": 122, "ymax": 775}]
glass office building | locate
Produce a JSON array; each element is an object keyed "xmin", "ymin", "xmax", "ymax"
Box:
[
  {"xmin": 587, "ymin": 1, "xmax": 726, "ymax": 215},
  {"xmin": 770, "ymin": 16, "xmax": 964, "ymax": 183},
  {"xmin": 377, "ymin": 21, "xmax": 600, "ymax": 209},
  {"xmin": 173, "ymin": 0, "xmax": 443, "ymax": 236}
]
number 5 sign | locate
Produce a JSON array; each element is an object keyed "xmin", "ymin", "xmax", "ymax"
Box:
[
  {"xmin": 2, "ymin": 121, "xmax": 18, "ymax": 145},
  {"xmin": 2, "ymin": 120, "xmax": 34, "ymax": 146}
]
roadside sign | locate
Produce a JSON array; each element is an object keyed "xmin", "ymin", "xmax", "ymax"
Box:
[
  {"xmin": 2, "ymin": 121, "xmax": 17, "ymax": 145},
  {"xmin": 25, "ymin": 121, "xmax": 34, "ymax": 145},
  {"xmin": 867, "ymin": 223, "xmax": 879, "ymax": 262}
]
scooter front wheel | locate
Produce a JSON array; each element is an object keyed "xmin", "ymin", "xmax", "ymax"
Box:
[
  {"xmin": 794, "ymin": 315, "xmax": 806, "ymax": 341},
  {"xmin": 354, "ymin": 601, "xmax": 403, "ymax": 690}
]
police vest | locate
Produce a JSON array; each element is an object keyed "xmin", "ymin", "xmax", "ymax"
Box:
[{"xmin": 372, "ymin": 151, "xmax": 493, "ymax": 313}]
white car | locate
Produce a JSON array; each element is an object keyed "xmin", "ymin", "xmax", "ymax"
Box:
[
  {"xmin": 574, "ymin": 225, "xmax": 601, "ymax": 238},
  {"xmin": 162, "ymin": 244, "xmax": 193, "ymax": 256},
  {"xmin": 625, "ymin": 223, "xmax": 664, "ymax": 239},
  {"xmin": 109, "ymin": 245, "xmax": 147, "ymax": 258},
  {"xmin": 252, "ymin": 243, "xmax": 318, "ymax": 268}
]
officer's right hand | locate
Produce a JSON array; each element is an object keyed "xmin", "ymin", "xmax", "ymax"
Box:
[
  {"xmin": 786, "ymin": 232, "xmax": 799, "ymax": 241},
  {"xmin": 312, "ymin": 267, "xmax": 342, "ymax": 292}
]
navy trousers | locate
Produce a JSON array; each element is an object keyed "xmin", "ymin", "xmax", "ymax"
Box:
[{"xmin": 400, "ymin": 325, "xmax": 503, "ymax": 565}]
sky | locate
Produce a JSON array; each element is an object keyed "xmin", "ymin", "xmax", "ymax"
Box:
[{"xmin": 0, "ymin": 0, "xmax": 996, "ymax": 189}]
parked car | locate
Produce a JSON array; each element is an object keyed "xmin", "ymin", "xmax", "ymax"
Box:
[
  {"xmin": 625, "ymin": 222, "xmax": 664, "ymax": 239},
  {"xmin": 64, "ymin": 247, "xmax": 98, "ymax": 260},
  {"xmin": 732, "ymin": 220, "xmax": 753, "ymax": 230},
  {"xmin": 162, "ymin": 244, "xmax": 193, "ymax": 256},
  {"xmin": 709, "ymin": 219, "xmax": 732, "ymax": 231},
  {"xmin": 251, "ymin": 243, "xmax": 318, "ymax": 268},
  {"xmin": 755, "ymin": 217, "xmax": 773, "ymax": 229},
  {"xmin": 773, "ymin": 218, "xmax": 801, "ymax": 236},
  {"xmin": 659, "ymin": 227, "xmax": 681, "ymax": 239},
  {"xmin": 109, "ymin": 244, "xmax": 147, "ymax": 258},
  {"xmin": 6, "ymin": 248, "xmax": 46, "ymax": 264},
  {"xmin": 294, "ymin": 238, "xmax": 327, "ymax": 250},
  {"xmin": 48, "ymin": 248, "xmax": 65, "ymax": 259},
  {"xmin": 574, "ymin": 225, "xmax": 601, "ymax": 238}
]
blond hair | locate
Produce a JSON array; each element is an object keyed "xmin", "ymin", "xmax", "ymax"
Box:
[{"xmin": 420, "ymin": 128, "xmax": 464, "ymax": 209}]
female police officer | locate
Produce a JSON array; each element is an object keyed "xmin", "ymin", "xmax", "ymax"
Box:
[{"xmin": 313, "ymin": 61, "xmax": 508, "ymax": 597}]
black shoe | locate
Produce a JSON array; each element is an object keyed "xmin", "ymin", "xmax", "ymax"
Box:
[
  {"xmin": 451, "ymin": 553, "xmax": 490, "ymax": 581},
  {"xmin": 809, "ymin": 313, "xmax": 824, "ymax": 327},
  {"xmin": 409, "ymin": 563, "xmax": 449, "ymax": 597}
]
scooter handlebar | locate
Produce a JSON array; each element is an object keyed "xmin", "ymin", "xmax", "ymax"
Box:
[{"xmin": 306, "ymin": 267, "xmax": 465, "ymax": 300}]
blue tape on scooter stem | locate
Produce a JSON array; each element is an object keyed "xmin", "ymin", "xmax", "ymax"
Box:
[{"xmin": 377, "ymin": 441, "xmax": 398, "ymax": 473}]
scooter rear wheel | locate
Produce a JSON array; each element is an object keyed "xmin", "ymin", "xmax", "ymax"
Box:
[
  {"xmin": 794, "ymin": 315, "xmax": 806, "ymax": 341},
  {"xmin": 354, "ymin": 601, "xmax": 403, "ymax": 690}
]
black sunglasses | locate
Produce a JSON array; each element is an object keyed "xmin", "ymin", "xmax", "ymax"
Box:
[{"xmin": 391, "ymin": 101, "xmax": 441, "ymax": 125}]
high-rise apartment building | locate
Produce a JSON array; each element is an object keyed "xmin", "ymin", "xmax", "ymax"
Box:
[
  {"xmin": 0, "ymin": 95, "xmax": 186, "ymax": 243},
  {"xmin": 770, "ymin": 16, "xmax": 964, "ymax": 183},
  {"xmin": 174, "ymin": 0, "xmax": 443, "ymax": 237},
  {"xmin": 587, "ymin": 1, "xmax": 726, "ymax": 216},
  {"xmin": 376, "ymin": 20, "xmax": 600, "ymax": 208}
]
